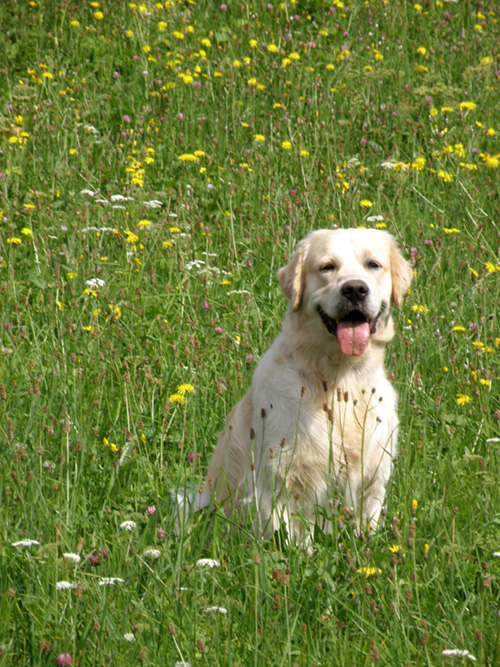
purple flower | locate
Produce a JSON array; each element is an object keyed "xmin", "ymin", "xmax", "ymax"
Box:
[
  {"xmin": 245, "ymin": 354, "xmax": 254, "ymax": 364},
  {"xmin": 187, "ymin": 452, "xmax": 201, "ymax": 463},
  {"xmin": 113, "ymin": 71, "xmax": 120, "ymax": 79},
  {"xmin": 214, "ymin": 326, "xmax": 223, "ymax": 334},
  {"xmin": 177, "ymin": 112, "xmax": 183, "ymax": 120},
  {"xmin": 410, "ymin": 247, "xmax": 417, "ymax": 259},
  {"xmin": 157, "ymin": 527, "xmax": 167, "ymax": 540},
  {"xmin": 202, "ymin": 300, "xmax": 209, "ymax": 311},
  {"xmin": 424, "ymin": 239, "xmax": 433, "ymax": 246},
  {"xmin": 56, "ymin": 654, "xmax": 73, "ymax": 666},
  {"xmin": 360, "ymin": 137, "xmax": 367, "ymax": 146},
  {"xmin": 220, "ymin": 3, "xmax": 228, "ymax": 9},
  {"xmin": 4, "ymin": 322, "xmax": 13, "ymax": 332},
  {"xmin": 122, "ymin": 115, "xmax": 131, "ymax": 123},
  {"xmin": 146, "ymin": 505, "xmax": 156, "ymax": 516}
]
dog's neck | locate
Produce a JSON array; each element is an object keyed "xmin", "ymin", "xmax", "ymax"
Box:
[{"xmin": 282, "ymin": 308, "xmax": 392, "ymax": 393}]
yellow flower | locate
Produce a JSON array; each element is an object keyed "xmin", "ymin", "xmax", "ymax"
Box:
[
  {"xmin": 452, "ymin": 326, "xmax": 466, "ymax": 332},
  {"xmin": 125, "ymin": 231, "xmax": 139, "ymax": 244},
  {"xmin": 158, "ymin": 21, "xmax": 167, "ymax": 31},
  {"xmin": 443, "ymin": 227, "xmax": 460, "ymax": 234},
  {"xmin": 21, "ymin": 227, "xmax": 33, "ymax": 236},
  {"xmin": 163, "ymin": 240, "xmax": 173, "ymax": 248},
  {"xmin": 267, "ymin": 44, "xmax": 279, "ymax": 53},
  {"xmin": 67, "ymin": 271, "xmax": 77, "ymax": 280},
  {"xmin": 281, "ymin": 141, "xmax": 292, "ymax": 150},
  {"xmin": 411, "ymin": 498, "xmax": 418, "ymax": 511},
  {"xmin": 254, "ymin": 134, "xmax": 265, "ymax": 142},
  {"xmin": 456, "ymin": 393, "xmax": 471, "ymax": 406},
  {"xmin": 459, "ymin": 101, "xmax": 477, "ymax": 111},
  {"xmin": 94, "ymin": 11, "xmax": 104, "ymax": 20},
  {"xmin": 103, "ymin": 437, "xmax": 119, "ymax": 453},
  {"xmin": 249, "ymin": 39, "xmax": 258, "ymax": 48},
  {"xmin": 177, "ymin": 383, "xmax": 194, "ymax": 395},
  {"xmin": 389, "ymin": 544, "xmax": 402, "ymax": 553},
  {"xmin": 169, "ymin": 393, "xmax": 186, "ymax": 406},
  {"xmin": 200, "ymin": 38, "xmax": 211, "ymax": 48},
  {"xmin": 359, "ymin": 200, "xmax": 373, "ymax": 208},
  {"xmin": 416, "ymin": 46, "xmax": 427, "ymax": 55},
  {"xmin": 138, "ymin": 219, "xmax": 151, "ymax": 227},
  {"xmin": 7, "ymin": 237, "xmax": 22, "ymax": 246},
  {"xmin": 178, "ymin": 153, "xmax": 199, "ymax": 162},
  {"xmin": 357, "ymin": 566, "xmax": 381, "ymax": 578},
  {"xmin": 411, "ymin": 304, "xmax": 429, "ymax": 314},
  {"xmin": 485, "ymin": 261, "xmax": 497, "ymax": 273},
  {"xmin": 169, "ymin": 227, "xmax": 181, "ymax": 233},
  {"xmin": 485, "ymin": 156, "xmax": 499, "ymax": 168},
  {"xmin": 56, "ymin": 301, "xmax": 64, "ymax": 312}
]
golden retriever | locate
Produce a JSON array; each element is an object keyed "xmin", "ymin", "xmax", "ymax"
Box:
[{"xmin": 193, "ymin": 228, "xmax": 413, "ymax": 542}]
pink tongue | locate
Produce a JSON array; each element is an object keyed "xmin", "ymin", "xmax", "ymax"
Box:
[{"xmin": 337, "ymin": 320, "xmax": 370, "ymax": 356}]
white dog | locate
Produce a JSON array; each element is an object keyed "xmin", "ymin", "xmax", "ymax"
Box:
[{"xmin": 194, "ymin": 228, "xmax": 413, "ymax": 542}]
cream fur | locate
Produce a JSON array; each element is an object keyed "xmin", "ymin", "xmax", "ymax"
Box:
[{"xmin": 196, "ymin": 228, "xmax": 413, "ymax": 542}]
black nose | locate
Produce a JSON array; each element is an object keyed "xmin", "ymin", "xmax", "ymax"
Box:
[{"xmin": 341, "ymin": 279, "xmax": 369, "ymax": 302}]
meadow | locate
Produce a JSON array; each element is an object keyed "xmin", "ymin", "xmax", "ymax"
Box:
[{"xmin": 1, "ymin": 0, "xmax": 500, "ymax": 664}]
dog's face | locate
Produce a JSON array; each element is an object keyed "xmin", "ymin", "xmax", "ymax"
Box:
[{"xmin": 279, "ymin": 229, "xmax": 413, "ymax": 356}]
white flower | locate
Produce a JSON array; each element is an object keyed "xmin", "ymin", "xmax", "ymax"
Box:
[
  {"xmin": 63, "ymin": 553, "xmax": 81, "ymax": 563},
  {"xmin": 12, "ymin": 539, "xmax": 40, "ymax": 547},
  {"xmin": 196, "ymin": 558, "xmax": 220, "ymax": 569},
  {"xmin": 56, "ymin": 581, "xmax": 78, "ymax": 590},
  {"xmin": 144, "ymin": 199, "xmax": 163, "ymax": 209},
  {"xmin": 110, "ymin": 194, "xmax": 132, "ymax": 202},
  {"xmin": 85, "ymin": 278, "xmax": 105, "ymax": 290},
  {"xmin": 143, "ymin": 548, "xmax": 161, "ymax": 559},
  {"xmin": 98, "ymin": 577, "xmax": 125, "ymax": 586},
  {"xmin": 80, "ymin": 189, "xmax": 97, "ymax": 196},
  {"xmin": 119, "ymin": 520, "xmax": 137, "ymax": 532},
  {"xmin": 366, "ymin": 215, "xmax": 385, "ymax": 223},
  {"xmin": 204, "ymin": 606, "xmax": 228, "ymax": 614},
  {"xmin": 174, "ymin": 663, "xmax": 191, "ymax": 667},
  {"xmin": 493, "ymin": 552, "xmax": 500, "ymax": 557},
  {"xmin": 442, "ymin": 649, "xmax": 477, "ymax": 662},
  {"xmin": 123, "ymin": 633, "xmax": 135, "ymax": 642}
]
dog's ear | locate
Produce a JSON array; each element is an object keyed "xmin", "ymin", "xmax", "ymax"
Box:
[
  {"xmin": 390, "ymin": 240, "xmax": 413, "ymax": 307},
  {"xmin": 278, "ymin": 237, "xmax": 310, "ymax": 311}
]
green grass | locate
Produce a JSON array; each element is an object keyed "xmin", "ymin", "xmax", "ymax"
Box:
[{"xmin": 1, "ymin": 0, "xmax": 500, "ymax": 664}]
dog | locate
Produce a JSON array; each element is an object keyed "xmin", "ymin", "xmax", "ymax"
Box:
[{"xmin": 194, "ymin": 228, "xmax": 413, "ymax": 542}]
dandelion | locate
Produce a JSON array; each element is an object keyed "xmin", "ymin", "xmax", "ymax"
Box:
[
  {"xmin": 459, "ymin": 101, "xmax": 477, "ymax": 111},
  {"xmin": 177, "ymin": 383, "xmax": 195, "ymax": 395},
  {"xmin": 416, "ymin": 46, "xmax": 427, "ymax": 55},
  {"xmin": 178, "ymin": 153, "xmax": 199, "ymax": 162},
  {"xmin": 254, "ymin": 134, "xmax": 266, "ymax": 142},
  {"xmin": 359, "ymin": 200, "xmax": 373, "ymax": 208},
  {"xmin": 119, "ymin": 520, "xmax": 137, "ymax": 532},
  {"xmin": 7, "ymin": 237, "xmax": 22, "ymax": 246},
  {"xmin": 456, "ymin": 394, "xmax": 471, "ymax": 406},
  {"xmin": 138, "ymin": 219, "xmax": 151, "ymax": 227},
  {"xmin": 357, "ymin": 566, "xmax": 381, "ymax": 578},
  {"xmin": 411, "ymin": 304, "xmax": 429, "ymax": 314},
  {"xmin": 169, "ymin": 393, "xmax": 186, "ymax": 405},
  {"xmin": 21, "ymin": 227, "xmax": 33, "ymax": 236}
]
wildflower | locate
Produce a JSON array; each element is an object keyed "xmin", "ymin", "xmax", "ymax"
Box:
[
  {"xmin": 178, "ymin": 153, "xmax": 199, "ymax": 162},
  {"xmin": 441, "ymin": 649, "xmax": 476, "ymax": 662},
  {"xmin": 157, "ymin": 528, "xmax": 167, "ymax": 540},
  {"xmin": 416, "ymin": 46, "xmax": 427, "ymax": 55},
  {"xmin": 281, "ymin": 141, "xmax": 292, "ymax": 150},
  {"xmin": 119, "ymin": 520, "xmax": 137, "ymax": 532},
  {"xmin": 411, "ymin": 304, "xmax": 429, "ymax": 314},
  {"xmin": 98, "ymin": 577, "xmax": 124, "ymax": 586},
  {"xmin": 424, "ymin": 543, "xmax": 430, "ymax": 555},
  {"xmin": 485, "ymin": 156, "xmax": 499, "ymax": 168},
  {"xmin": 443, "ymin": 228, "xmax": 461, "ymax": 234},
  {"xmin": 204, "ymin": 606, "xmax": 228, "ymax": 614},
  {"xmin": 459, "ymin": 101, "xmax": 477, "ymax": 111},
  {"xmin": 7, "ymin": 237, "xmax": 22, "ymax": 246},
  {"xmin": 86, "ymin": 278, "xmax": 105, "ymax": 290},
  {"xmin": 359, "ymin": 200, "xmax": 373, "ymax": 208},
  {"xmin": 138, "ymin": 219, "xmax": 151, "ymax": 228},
  {"xmin": 56, "ymin": 654, "xmax": 73, "ymax": 666},
  {"xmin": 452, "ymin": 326, "xmax": 466, "ymax": 332},
  {"xmin": 196, "ymin": 558, "xmax": 220, "ymax": 568},
  {"xmin": 357, "ymin": 566, "xmax": 381, "ymax": 578},
  {"xmin": 146, "ymin": 506, "xmax": 156, "ymax": 515},
  {"xmin": 143, "ymin": 548, "xmax": 161, "ymax": 559},
  {"xmin": 169, "ymin": 393, "xmax": 186, "ymax": 405},
  {"xmin": 177, "ymin": 383, "xmax": 194, "ymax": 395},
  {"xmin": 63, "ymin": 553, "xmax": 81, "ymax": 563},
  {"xmin": 254, "ymin": 134, "xmax": 265, "ymax": 142},
  {"xmin": 12, "ymin": 539, "xmax": 40, "ymax": 547},
  {"xmin": 389, "ymin": 545, "xmax": 402, "ymax": 553},
  {"xmin": 103, "ymin": 437, "xmax": 119, "ymax": 453},
  {"xmin": 56, "ymin": 581, "xmax": 78, "ymax": 590},
  {"xmin": 94, "ymin": 10, "xmax": 104, "ymax": 19},
  {"xmin": 21, "ymin": 227, "xmax": 33, "ymax": 236},
  {"xmin": 456, "ymin": 394, "xmax": 471, "ymax": 406},
  {"xmin": 123, "ymin": 633, "xmax": 135, "ymax": 642},
  {"xmin": 412, "ymin": 498, "xmax": 418, "ymax": 511}
]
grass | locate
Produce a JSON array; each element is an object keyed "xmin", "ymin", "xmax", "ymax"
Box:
[{"xmin": 1, "ymin": 0, "xmax": 500, "ymax": 664}]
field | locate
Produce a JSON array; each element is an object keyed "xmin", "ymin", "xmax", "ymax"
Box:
[{"xmin": 1, "ymin": 0, "xmax": 500, "ymax": 664}]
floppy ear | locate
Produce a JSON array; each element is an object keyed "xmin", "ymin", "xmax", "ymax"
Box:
[
  {"xmin": 390, "ymin": 240, "xmax": 413, "ymax": 307},
  {"xmin": 278, "ymin": 237, "xmax": 310, "ymax": 311}
]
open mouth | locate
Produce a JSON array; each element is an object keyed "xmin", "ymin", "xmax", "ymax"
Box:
[{"xmin": 318, "ymin": 306, "xmax": 384, "ymax": 356}]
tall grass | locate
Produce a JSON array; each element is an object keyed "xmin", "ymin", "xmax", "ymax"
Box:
[{"xmin": 1, "ymin": 0, "xmax": 499, "ymax": 664}]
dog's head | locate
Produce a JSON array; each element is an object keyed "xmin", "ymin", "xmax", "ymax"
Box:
[{"xmin": 278, "ymin": 228, "xmax": 413, "ymax": 356}]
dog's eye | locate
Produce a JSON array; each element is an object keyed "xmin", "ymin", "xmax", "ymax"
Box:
[
  {"xmin": 366, "ymin": 260, "xmax": 382, "ymax": 270},
  {"xmin": 320, "ymin": 262, "xmax": 337, "ymax": 273}
]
